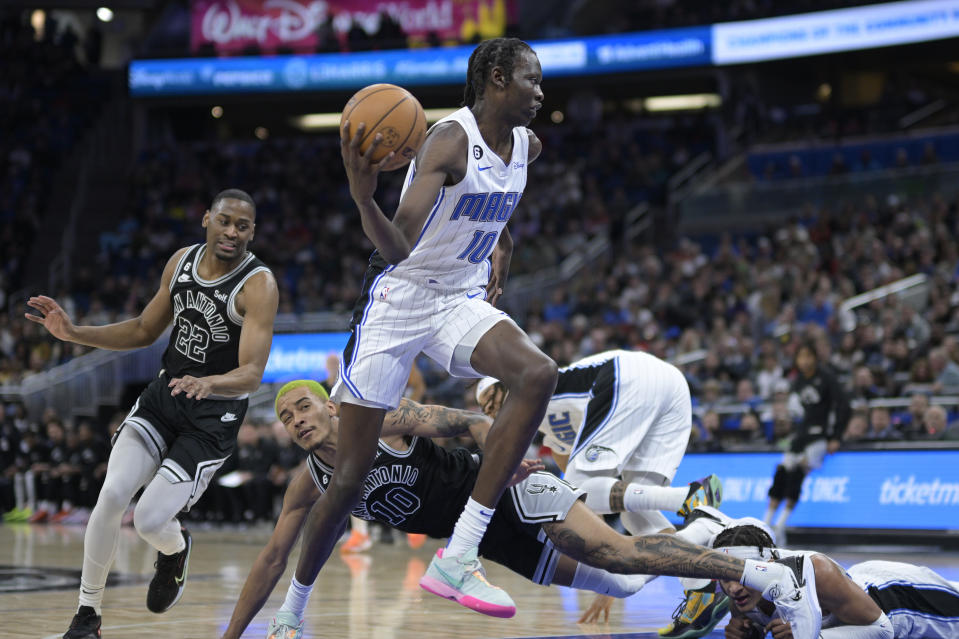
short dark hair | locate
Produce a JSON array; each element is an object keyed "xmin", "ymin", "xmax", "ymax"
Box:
[
  {"xmin": 795, "ymin": 340, "xmax": 818, "ymax": 363},
  {"xmin": 462, "ymin": 37, "xmax": 533, "ymax": 108},
  {"xmin": 211, "ymin": 188, "xmax": 255, "ymax": 214},
  {"xmin": 713, "ymin": 524, "xmax": 776, "ymax": 552}
]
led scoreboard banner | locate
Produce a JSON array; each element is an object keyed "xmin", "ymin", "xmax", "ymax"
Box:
[{"xmin": 130, "ymin": 0, "xmax": 959, "ymax": 96}]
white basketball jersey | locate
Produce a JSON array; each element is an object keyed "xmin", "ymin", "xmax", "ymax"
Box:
[{"xmin": 390, "ymin": 107, "xmax": 529, "ymax": 290}]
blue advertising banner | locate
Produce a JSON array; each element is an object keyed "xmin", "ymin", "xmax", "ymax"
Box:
[
  {"xmin": 128, "ymin": 27, "xmax": 712, "ymax": 96},
  {"xmin": 262, "ymin": 332, "xmax": 349, "ymax": 384},
  {"xmin": 130, "ymin": 1, "xmax": 959, "ymax": 97},
  {"xmin": 671, "ymin": 450, "xmax": 959, "ymax": 530},
  {"xmin": 712, "ymin": 0, "xmax": 959, "ymax": 65}
]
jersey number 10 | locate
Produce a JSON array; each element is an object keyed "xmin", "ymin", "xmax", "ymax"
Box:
[{"xmin": 457, "ymin": 230, "xmax": 497, "ymax": 264}]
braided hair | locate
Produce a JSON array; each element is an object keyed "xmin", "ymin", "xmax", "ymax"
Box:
[
  {"xmin": 462, "ymin": 37, "xmax": 533, "ymax": 107},
  {"xmin": 713, "ymin": 524, "xmax": 776, "ymax": 554}
]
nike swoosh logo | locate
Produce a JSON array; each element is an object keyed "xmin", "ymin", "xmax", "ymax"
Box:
[
  {"xmin": 433, "ymin": 563, "xmax": 464, "ymax": 588},
  {"xmin": 477, "ymin": 165, "xmax": 492, "ymax": 171},
  {"xmin": 466, "ymin": 290, "xmax": 484, "ymax": 299}
]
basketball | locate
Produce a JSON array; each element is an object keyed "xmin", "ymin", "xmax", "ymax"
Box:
[{"xmin": 341, "ymin": 83, "xmax": 427, "ymax": 171}]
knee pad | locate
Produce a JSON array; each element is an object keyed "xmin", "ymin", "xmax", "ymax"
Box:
[{"xmin": 768, "ymin": 464, "xmax": 788, "ymax": 500}]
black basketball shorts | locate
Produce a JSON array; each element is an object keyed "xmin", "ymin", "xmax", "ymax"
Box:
[
  {"xmin": 479, "ymin": 471, "xmax": 585, "ymax": 586},
  {"xmin": 114, "ymin": 372, "xmax": 247, "ymax": 509}
]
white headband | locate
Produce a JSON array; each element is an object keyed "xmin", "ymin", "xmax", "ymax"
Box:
[
  {"xmin": 475, "ymin": 377, "xmax": 500, "ymax": 403},
  {"xmin": 716, "ymin": 545, "xmax": 776, "ymax": 562},
  {"xmin": 707, "ymin": 516, "xmax": 777, "ymax": 548}
]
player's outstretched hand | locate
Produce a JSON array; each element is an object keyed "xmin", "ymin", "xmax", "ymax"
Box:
[
  {"xmin": 340, "ymin": 119, "xmax": 394, "ymax": 204},
  {"xmin": 169, "ymin": 375, "xmax": 214, "ymax": 400},
  {"xmin": 578, "ymin": 593, "xmax": 614, "ymax": 624},
  {"xmin": 507, "ymin": 458, "xmax": 545, "ymax": 487},
  {"xmin": 726, "ymin": 616, "xmax": 761, "ymax": 639},
  {"xmin": 766, "ymin": 618, "xmax": 794, "ymax": 639},
  {"xmin": 25, "ymin": 295, "xmax": 76, "ymax": 342}
]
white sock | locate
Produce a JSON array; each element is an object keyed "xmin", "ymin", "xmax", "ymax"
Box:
[
  {"xmin": 775, "ymin": 506, "xmax": 793, "ymax": 529},
  {"xmin": 25, "ymin": 471, "xmax": 36, "ymax": 510},
  {"xmin": 570, "ymin": 563, "xmax": 652, "ymax": 597},
  {"xmin": 279, "ymin": 576, "xmax": 313, "ymax": 618},
  {"xmin": 445, "ymin": 497, "xmax": 493, "ymax": 557},
  {"xmin": 740, "ymin": 559, "xmax": 787, "ymax": 592},
  {"xmin": 623, "ymin": 484, "xmax": 690, "ymax": 512},
  {"xmin": 763, "ymin": 505, "xmax": 776, "ymax": 525}
]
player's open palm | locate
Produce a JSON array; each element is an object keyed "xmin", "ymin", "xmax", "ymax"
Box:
[
  {"xmin": 341, "ymin": 120, "xmax": 391, "ymax": 203},
  {"xmin": 25, "ymin": 295, "xmax": 75, "ymax": 341},
  {"xmin": 578, "ymin": 593, "xmax": 614, "ymax": 624}
]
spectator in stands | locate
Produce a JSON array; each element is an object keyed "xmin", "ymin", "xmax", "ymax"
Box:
[
  {"xmin": 919, "ymin": 405, "xmax": 950, "ymax": 440},
  {"xmin": 929, "ymin": 347, "xmax": 959, "ymax": 391},
  {"xmin": 842, "ymin": 411, "xmax": 869, "ymax": 444},
  {"xmin": 903, "ymin": 393, "xmax": 930, "ymax": 438},
  {"xmin": 737, "ymin": 410, "xmax": 766, "ymax": 444},
  {"xmin": 755, "ymin": 351, "xmax": 785, "ymax": 399},
  {"xmin": 849, "ymin": 365, "xmax": 881, "ymax": 406},
  {"xmin": 867, "ymin": 406, "xmax": 901, "ymax": 440},
  {"xmin": 697, "ymin": 410, "xmax": 723, "ymax": 452}
]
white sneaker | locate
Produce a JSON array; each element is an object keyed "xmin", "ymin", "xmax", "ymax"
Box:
[
  {"xmin": 419, "ymin": 547, "xmax": 516, "ymax": 618},
  {"xmin": 762, "ymin": 554, "xmax": 821, "ymax": 639},
  {"xmin": 267, "ymin": 610, "xmax": 303, "ymax": 639}
]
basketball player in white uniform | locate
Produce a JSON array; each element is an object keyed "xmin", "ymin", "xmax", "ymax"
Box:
[
  {"xmin": 712, "ymin": 519, "xmax": 959, "ymax": 638},
  {"xmin": 478, "ymin": 349, "xmax": 728, "ymax": 637},
  {"xmin": 287, "ymin": 37, "xmax": 559, "ymax": 620}
]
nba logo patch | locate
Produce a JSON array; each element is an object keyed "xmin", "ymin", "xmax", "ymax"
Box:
[{"xmin": 380, "ymin": 286, "xmax": 390, "ymax": 300}]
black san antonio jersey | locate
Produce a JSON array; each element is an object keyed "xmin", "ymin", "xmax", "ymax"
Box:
[
  {"xmin": 162, "ymin": 244, "xmax": 270, "ymax": 385},
  {"xmin": 307, "ymin": 437, "xmax": 479, "ymax": 538}
]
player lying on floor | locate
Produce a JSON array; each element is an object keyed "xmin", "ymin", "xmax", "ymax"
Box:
[
  {"xmin": 477, "ymin": 348, "xmax": 727, "ymax": 638},
  {"xmin": 220, "ymin": 380, "xmax": 822, "ymax": 639},
  {"xmin": 712, "ymin": 520, "xmax": 959, "ymax": 639}
]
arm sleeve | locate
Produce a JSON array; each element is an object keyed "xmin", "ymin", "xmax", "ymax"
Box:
[{"xmin": 820, "ymin": 612, "xmax": 894, "ymax": 639}]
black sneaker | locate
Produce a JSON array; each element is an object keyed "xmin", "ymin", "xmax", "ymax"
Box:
[
  {"xmin": 657, "ymin": 583, "xmax": 730, "ymax": 639},
  {"xmin": 677, "ymin": 474, "xmax": 723, "ymax": 518},
  {"xmin": 146, "ymin": 526, "xmax": 192, "ymax": 613},
  {"xmin": 63, "ymin": 606, "xmax": 101, "ymax": 639}
]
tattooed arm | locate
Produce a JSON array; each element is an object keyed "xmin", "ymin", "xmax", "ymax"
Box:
[
  {"xmin": 381, "ymin": 398, "xmax": 493, "ymax": 447},
  {"xmin": 543, "ymin": 500, "xmax": 746, "ymax": 581}
]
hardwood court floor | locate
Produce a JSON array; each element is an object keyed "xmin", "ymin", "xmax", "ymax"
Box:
[{"xmin": 1, "ymin": 523, "xmax": 957, "ymax": 639}]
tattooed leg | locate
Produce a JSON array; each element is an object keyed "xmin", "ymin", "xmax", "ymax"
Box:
[{"xmin": 543, "ymin": 501, "xmax": 744, "ymax": 581}]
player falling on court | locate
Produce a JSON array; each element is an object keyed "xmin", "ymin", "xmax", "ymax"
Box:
[
  {"xmin": 221, "ymin": 381, "xmax": 826, "ymax": 639},
  {"xmin": 711, "ymin": 520, "xmax": 959, "ymax": 638},
  {"xmin": 291, "ymin": 37, "xmax": 560, "ymax": 619},
  {"xmin": 477, "ymin": 349, "xmax": 728, "ymax": 637},
  {"xmin": 25, "ymin": 189, "xmax": 279, "ymax": 639}
]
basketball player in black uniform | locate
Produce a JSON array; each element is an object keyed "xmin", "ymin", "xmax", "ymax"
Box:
[
  {"xmin": 25, "ymin": 189, "xmax": 279, "ymax": 639},
  {"xmin": 764, "ymin": 341, "xmax": 850, "ymax": 540},
  {"xmin": 221, "ymin": 381, "xmax": 822, "ymax": 639}
]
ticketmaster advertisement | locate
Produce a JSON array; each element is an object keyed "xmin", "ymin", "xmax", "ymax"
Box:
[
  {"xmin": 672, "ymin": 450, "xmax": 959, "ymax": 531},
  {"xmin": 262, "ymin": 332, "xmax": 349, "ymax": 384}
]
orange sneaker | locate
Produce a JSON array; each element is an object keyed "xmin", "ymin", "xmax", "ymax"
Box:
[
  {"xmin": 340, "ymin": 529, "xmax": 372, "ymax": 554},
  {"xmin": 406, "ymin": 533, "xmax": 426, "ymax": 549}
]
